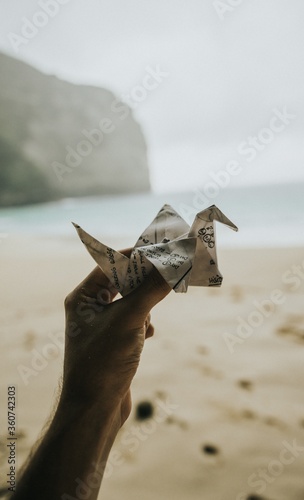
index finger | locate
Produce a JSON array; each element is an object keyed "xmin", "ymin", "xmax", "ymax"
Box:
[{"xmin": 72, "ymin": 247, "xmax": 132, "ymax": 301}]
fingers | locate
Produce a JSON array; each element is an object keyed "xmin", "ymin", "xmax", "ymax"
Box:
[
  {"xmin": 121, "ymin": 266, "xmax": 171, "ymax": 322},
  {"xmin": 82, "ymin": 259, "xmax": 171, "ymax": 320},
  {"xmin": 145, "ymin": 323, "xmax": 154, "ymax": 339},
  {"xmin": 132, "ymin": 266, "xmax": 171, "ymax": 310},
  {"xmin": 68, "ymin": 248, "xmax": 133, "ymax": 303},
  {"xmin": 144, "ymin": 313, "xmax": 154, "ymax": 339},
  {"xmin": 70, "ymin": 266, "xmax": 118, "ymax": 303},
  {"xmin": 66, "ymin": 254, "xmax": 171, "ymax": 336}
]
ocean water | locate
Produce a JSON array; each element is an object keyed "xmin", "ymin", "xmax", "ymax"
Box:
[{"xmin": 0, "ymin": 183, "xmax": 303, "ymax": 248}]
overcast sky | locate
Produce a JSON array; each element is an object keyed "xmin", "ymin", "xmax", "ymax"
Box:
[{"xmin": 0, "ymin": 0, "xmax": 303, "ymax": 192}]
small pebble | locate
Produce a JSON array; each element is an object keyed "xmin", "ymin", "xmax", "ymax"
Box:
[
  {"xmin": 135, "ymin": 401, "xmax": 154, "ymax": 420},
  {"xmin": 238, "ymin": 380, "xmax": 253, "ymax": 390},
  {"xmin": 202, "ymin": 444, "xmax": 219, "ymax": 455}
]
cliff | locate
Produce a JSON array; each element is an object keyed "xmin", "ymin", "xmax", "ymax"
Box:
[{"xmin": 0, "ymin": 53, "xmax": 150, "ymax": 206}]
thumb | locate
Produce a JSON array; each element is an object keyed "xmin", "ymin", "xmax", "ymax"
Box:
[{"xmin": 121, "ymin": 266, "xmax": 171, "ymax": 321}]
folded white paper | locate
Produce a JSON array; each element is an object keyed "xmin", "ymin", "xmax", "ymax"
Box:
[{"xmin": 73, "ymin": 204, "xmax": 238, "ymax": 295}]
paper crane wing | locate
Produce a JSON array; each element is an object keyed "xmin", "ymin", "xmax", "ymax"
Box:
[
  {"xmin": 134, "ymin": 204, "xmax": 190, "ymax": 248},
  {"xmin": 136, "ymin": 237, "xmax": 197, "ymax": 293},
  {"xmin": 72, "ymin": 223, "xmax": 129, "ymax": 294}
]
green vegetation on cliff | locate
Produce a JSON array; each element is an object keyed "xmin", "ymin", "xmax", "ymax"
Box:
[{"xmin": 0, "ymin": 53, "xmax": 150, "ymax": 207}]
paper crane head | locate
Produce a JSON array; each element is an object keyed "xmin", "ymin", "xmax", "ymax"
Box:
[{"xmin": 73, "ymin": 204, "xmax": 238, "ymax": 295}]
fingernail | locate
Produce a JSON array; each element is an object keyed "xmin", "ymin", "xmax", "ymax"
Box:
[{"xmin": 98, "ymin": 289, "xmax": 111, "ymax": 304}]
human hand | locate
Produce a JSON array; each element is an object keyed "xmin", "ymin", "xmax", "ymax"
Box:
[
  {"xmin": 10, "ymin": 254, "xmax": 170, "ymax": 500},
  {"xmin": 61, "ymin": 257, "xmax": 171, "ymax": 426}
]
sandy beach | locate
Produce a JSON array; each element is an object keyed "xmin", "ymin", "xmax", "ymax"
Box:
[{"xmin": 1, "ymin": 236, "xmax": 304, "ymax": 499}]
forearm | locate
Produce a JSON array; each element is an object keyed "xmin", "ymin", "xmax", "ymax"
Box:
[{"xmin": 12, "ymin": 395, "xmax": 121, "ymax": 500}]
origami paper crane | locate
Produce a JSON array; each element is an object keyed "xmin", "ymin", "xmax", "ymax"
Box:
[{"xmin": 73, "ymin": 204, "xmax": 238, "ymax": 295}]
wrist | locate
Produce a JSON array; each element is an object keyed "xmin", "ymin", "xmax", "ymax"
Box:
[
  {"xmin": 13, "ymin": 390, "xmax": 122, "ymax": 499},
  {"xmin": 56, "ymin": 387, "xmax": 123, "ymax": 441}
]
